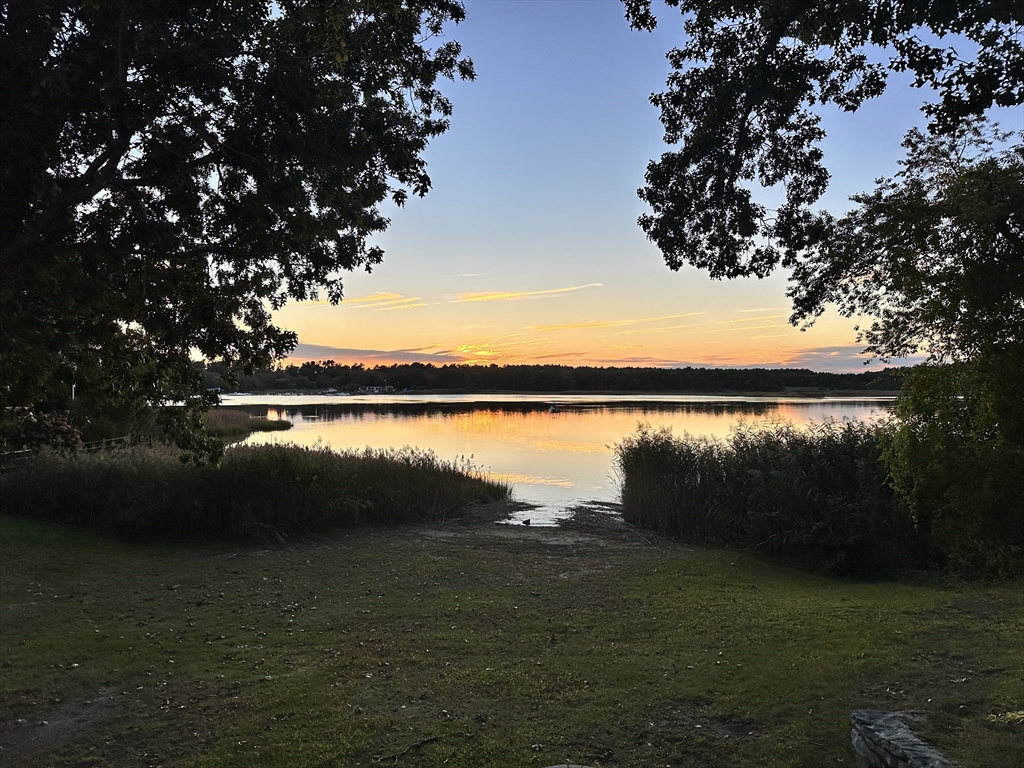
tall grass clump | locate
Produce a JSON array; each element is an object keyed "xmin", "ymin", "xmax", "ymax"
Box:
[
  {"xmin": 202, "ymin": 408, "xmax": 292, "ymax": 440},
  {"xmin": 614, "ymin": 425, "xmax": 725, "ymax": 541},
  {"xmin": 615, "ymin": 421, "xmax": 913, "ymax": 575},
  {"xmin": 0, "ymin": 443, "xmax": 510, "ymax": 541}
]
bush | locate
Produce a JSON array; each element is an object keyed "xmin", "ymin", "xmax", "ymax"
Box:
[
  {"xmin": 615, "ymin": 421, "xmax": 914, "ymax": 575},
  {"xmin": 884, "ymin": 359, "xmax": 1024, "ymax": 577},
  {"xmin": 0, "ymin": 410, "xmax": 83, "ymax": 453},
  {"xmin": 0, "ymin": 443, "xmax": 510, "ymax": 541}
]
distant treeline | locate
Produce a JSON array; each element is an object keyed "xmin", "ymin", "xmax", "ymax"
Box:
[{"xmin": 202, "ymin": 361, "xmax": 906, "ymax": 393}]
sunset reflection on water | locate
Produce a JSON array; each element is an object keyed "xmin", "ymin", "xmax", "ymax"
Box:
[{"xmin": 233, "ymin": 395, "xmax": 893, "ymax": 520}]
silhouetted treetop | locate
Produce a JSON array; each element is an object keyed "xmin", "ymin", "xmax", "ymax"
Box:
[
  {"xmin": 623, "ymin": 0, "xmax": 1024, "ymax": 279},
  {"xmin": 1, "ymin": 0, "xmax": 473, "ymax": 453}
]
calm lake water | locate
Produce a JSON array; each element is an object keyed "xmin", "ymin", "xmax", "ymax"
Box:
[{"xmin": 225, "ymin": 394, "xmax": 893, "ymax": 524}]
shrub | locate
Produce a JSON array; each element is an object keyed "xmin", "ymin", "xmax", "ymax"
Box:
[
  {"xmin": 884, "ymin": 359, "xmax": 1024, "ymax": 577},
  {"xmin": 0, "ymin": 410, "xmax": 83, "ymax": 453}
]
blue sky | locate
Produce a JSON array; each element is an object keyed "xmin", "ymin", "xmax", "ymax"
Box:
[{"xmin": 274, "ymin": 0, "xmax": 1019, "ymax": 372}]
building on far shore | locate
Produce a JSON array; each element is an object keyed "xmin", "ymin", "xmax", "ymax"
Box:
[{"xmin": 356, "ymin": 385, "xmax": 395, "ymax": 395}]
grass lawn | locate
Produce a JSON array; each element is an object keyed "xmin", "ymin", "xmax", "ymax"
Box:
[{"xmin": 1, "ymin": 508, "xmax": 1021, "ymax": 767}]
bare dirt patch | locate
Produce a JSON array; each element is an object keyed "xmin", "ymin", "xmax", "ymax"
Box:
[{"xmin": 420, "ymin": 500, "xmax": 685, "ymax": 555}]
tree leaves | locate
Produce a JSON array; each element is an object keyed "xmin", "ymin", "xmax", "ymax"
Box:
[
  {"xmin": 789, "ymin": 120, "xmax": 1024, "ymax": 363},
  {"xmin": 1, "ymin": 1, "xmax": 474, "ymax": 438},
  {"xmin": 626, "ymin": 0, "xmax": 1024, "ymax": 280}
]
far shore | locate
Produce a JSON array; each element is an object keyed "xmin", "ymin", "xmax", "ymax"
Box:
[{"xmin": 219, "ymin": 387, "xmax": 903, "ymax": 398}]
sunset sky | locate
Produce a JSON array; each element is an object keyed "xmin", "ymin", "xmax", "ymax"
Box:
[{"xmin": 273, "ymin": 0, "xmax": 1015, "ymax": 373}]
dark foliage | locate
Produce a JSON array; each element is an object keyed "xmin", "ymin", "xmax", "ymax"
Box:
[
  {"xmin": 0, "ymin": 443, "xmax": 509, "ymax": 541},
  {"xmin": 202, "ymin": 360, "xmax": 904, "ymax": 394},
  {"xmin": 0, "ymin": 410, "xmax": 82, "ymax": 453},
  {"xmin": 616, "ymin": 422, "xmax": 914, "ymax": 576},
  {"xmin": 1, "ymin": 0, "xmax": 474, "ymax": 454},
  {"xmin": 624, "ymin": 0, "xmax": 1024, "ymax": 279},
  {"xmin": 884, "ymin": 356, "xmax": 1024, "ymax": 577},
  {"xmin": 790, "ymin": 123, "xmax": 1024, "ymax": 362}
]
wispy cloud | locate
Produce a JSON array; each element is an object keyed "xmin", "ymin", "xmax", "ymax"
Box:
[
  {"xmin": 334, "ymin": 292, "xmax": 428, "ymax": 310},
  {"xmin": 344, "ymin": 292, "xmax": 404, "ymax": 304},
  {"xmin": 528, "ymin": 351, "xmax": 588, "ymax": 360},
  {"xmin": 451, "ymin": 335, "xmax": 552, "ymax": 362},
  {"xmin": 739, "ymin": 307, "xmax": 788, "ymax": 313},
  {"xmin": 376, "ymin": 302, "xmax": 430, "ymax": 311},
  {"xmin": 399, "ymin": 344, "xmax": 448, "ymax": 353},
  {"xmin": 781, "ymin": 345, "xmax": 922, "ymax": 372},
  {"xmin": 531, "ymin": 312, "xmax": 704, "ymax": 333},
  {"xmin": 715, "ymin": 323, "xmax": 788, "ymax": 333},
  {"xmin": 586, "ymin": 355, "xmax": 705, "ymax": 367},
  {"xmin": 669, "ymin": 322, "xmax": 788, "ymax": 338},
  {"xmin": 286, "ymin": 343, "xmax": 466, "ymax": 364},
  {"xmin": 612, "ymin": 343, "xmax": 654, "ymax": 351},
  {"xmin": 718, "ymin": 314, "xmax": 788, "ymax": 325},
  {"xmin": 450, "ymin": 283, "xmax": 602, "ymax": 303},
  {"xmin": 604, "ymin": 321, "xmax": 709, "ymax": 338}
]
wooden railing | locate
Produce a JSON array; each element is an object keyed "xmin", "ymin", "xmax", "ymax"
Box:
[
  {"xmin": 0, "ymin": 435, "xmax": 131, "ymax": 470},
  {"xmin": 82, "ymin": 436, "xmax": 131, "ymax": 453}
]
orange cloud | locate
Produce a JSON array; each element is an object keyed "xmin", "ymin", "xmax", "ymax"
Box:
[{"xmin": 330, "ymin": 292, "xmax": 428, "ymax": 310}]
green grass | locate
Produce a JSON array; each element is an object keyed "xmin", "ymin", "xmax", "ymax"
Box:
[
  {"xmin": 0, "ymin": 443, "xmax": 511, "ymax": 540},
  {"xmin": 1, "ymin": 515, "xmax": 1021, "ymax": 767}
]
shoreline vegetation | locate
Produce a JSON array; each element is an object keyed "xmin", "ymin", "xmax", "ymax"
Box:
[
  {"xmin": 223, "ymin": 387, "xmax": 905, "ymax": 398},
  {"xmin": 0, "ymin": 444, "xmax": 511, "ymax": 542},
  {"xmin": 616, "ymin": 421, "xmax": 906, "ymax": 577},
  {"xmin": 202, "ymin": 361, "xmax": 907, "ymax": 395},
  {"xmin": 614, "ymin": 420, "xmax": 1023, "ymax": 579},
  {"xmin": 201, "ymin": 408, "xmax": 293, "ymax": 440}
]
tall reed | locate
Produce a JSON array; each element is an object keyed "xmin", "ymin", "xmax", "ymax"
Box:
[
  {"xmin": 615, "ymin": 420, "xmax": 913, "ymax": 575},
  {"xmin": 0, "ymin": 443, "xmax": 510, "ymax": 541},
  {"xmin": 202, "ymin": 408, "xmax": 293, "ymax": 439}
]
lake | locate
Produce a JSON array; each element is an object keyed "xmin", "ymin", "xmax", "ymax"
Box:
[{"xmin": 225, "ymin": 394, "xmax": 894, "ymax": 525}]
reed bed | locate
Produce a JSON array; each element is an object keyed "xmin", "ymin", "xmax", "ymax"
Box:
[
  {"xmin": 201, "ymin": 407, "xmax": 293, "ymax": 439},
  {"xmin": 0, "ymin": 442, "xmax": 510, "ymax": 541},
  {"xmin": 615, "ymin": 421, "xmax": 913, "ymax": 575}
]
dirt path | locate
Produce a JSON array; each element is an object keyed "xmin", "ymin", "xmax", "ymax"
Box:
[{"xmin": 421, "ymin": 499, "xmax": 682, "ymax": 555}]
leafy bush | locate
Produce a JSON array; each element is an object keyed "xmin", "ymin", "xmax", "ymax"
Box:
[
  {"xmin": 0, "ymin": 410, "xmax": 83, "ymax": 453},
  {"xmin": 616, "ymin": 421, "xmax": 913, "ymax": 575},
  {"xmin": 0, "ymin": 443, "xmax": 510, "ymax": 541},
  {"xmin": 884, "ymin": 359, "xmax": 1024, "ymax": 577}
]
